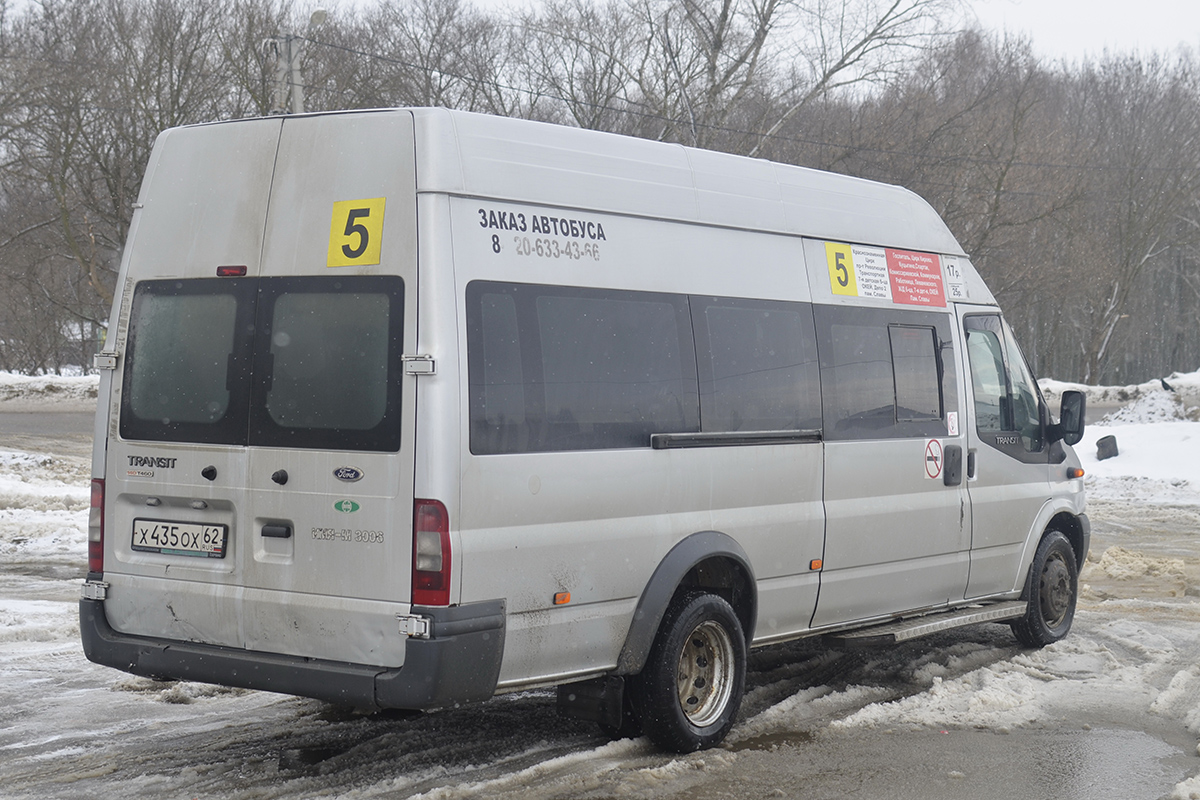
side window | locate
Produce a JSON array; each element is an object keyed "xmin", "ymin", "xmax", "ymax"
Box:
[
  {"xmin": 691, "ymin": 297, "xmax": 821, "ymax": 432},
  {"xmin": 814, "ymin": 305, "xmax": 954, "ymax": 440},
  {"xmin": 467, "ymin": 281, "xmax": 698, "ymax": 454},
  {"xmin": 824, "ymin": 320, "xmax": 896, "ymax": 435},
  {"xmin": 889, "ymin": 325, "xmax": 942, "ymax": 421},
  {"xmin": 964, "ymin": 315, "xmax": 1043, "ymax": 453}
]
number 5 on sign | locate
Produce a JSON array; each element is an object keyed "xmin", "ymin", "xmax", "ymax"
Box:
[
  {"xmin": 327, "ymin": 198, "xmax": 386, "ymax": 267},
  {"xmin": 825, "ymin": 242, "xmax": 858, "ymax": 297}
]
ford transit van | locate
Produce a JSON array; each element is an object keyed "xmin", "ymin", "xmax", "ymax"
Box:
[{"xmin": 81, "ymin": 108, "xmax": 1088, "ymax": 752}]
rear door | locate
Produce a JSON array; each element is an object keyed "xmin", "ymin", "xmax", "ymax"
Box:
[
  {"xmin": 237, "ymin": 111, "xmax": 420, "ymax": 662},
  {"xmin": 105, "ymin": 112, "xmax": 420, "ymax": 667}
]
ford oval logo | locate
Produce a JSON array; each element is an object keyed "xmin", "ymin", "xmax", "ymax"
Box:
[{"xmin": 333, "ymin": 466, "xmax": 364, "ymax": 483}]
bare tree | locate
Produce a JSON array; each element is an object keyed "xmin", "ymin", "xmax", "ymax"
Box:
[{"xmin": 1068, "ymin": 54, "xmax": 1200, "ymax": 382}]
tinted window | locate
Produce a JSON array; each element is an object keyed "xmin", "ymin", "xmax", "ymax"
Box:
[
  {"xmin": 121, "ymin": 276, "xmax": 404, "ymax": 452},
  {"xmin": 250, "ymin": 278, "xmax": 403, "ymax": 450},
  {"xmin": 815, "ymin": 305, "xmax": 954, "ymax": 440},
  {"xmin": 692, "ymin": 297, "xmax": 821, "ymax": 431},
  {"xmin": 121, "ymin": 279, "xmax": 253, "ymax": 445},
  {"xmin": 889, "ymin": 326, "xmax": 942, "ymax": 421},
  {"xmin": 467, "ymin": 281, "xmax": 698, "ymax": 453}
]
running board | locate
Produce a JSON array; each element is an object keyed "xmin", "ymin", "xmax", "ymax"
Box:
[{"xmin": 823, "ymin": 601, "xmax": 1027, "ymax": 649}]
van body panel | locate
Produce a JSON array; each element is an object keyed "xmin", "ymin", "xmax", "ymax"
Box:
[
  {"xmin": 812, "ymin": 438, "xmax": 970, "ymax": 626},
  {"xmin": 124, "ymin": 120, "xmax": 282, "ymax": 280},
  {"xmin": 410, "ymin": 108, "xmax": 967, "ymax": 256},
  {"xmin": 259, "ymin": 111, "xmax": 418, "ymax": 277},
  {"xmin": 450, "ymin": 193, "xmax": 825, "ymax": 685},
  {"xmin": 447, "ymin": 196, "xmax": 811, "ymax": 300}
]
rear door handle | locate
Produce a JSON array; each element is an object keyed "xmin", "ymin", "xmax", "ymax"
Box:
[{"xmin": 262, "ymin": 524, "xmax": 292, "ymax": 539}]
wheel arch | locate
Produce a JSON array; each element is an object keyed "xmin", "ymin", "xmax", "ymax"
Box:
[
  {"xmin": 1047, "ymin": 510, "xmax": 1090, "ymax": 573},
  {"xmin": 1012, "ymin": 502, "xmax": 1090, "ymax": 595},
  {"xmin": 613, "ymin": 530, "xmax": 756, "ymax": 676}
]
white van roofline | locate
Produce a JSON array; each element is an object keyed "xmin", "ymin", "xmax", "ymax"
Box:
[
  {"xmin": 409, "ymin": 107, "xmax": 967, "ymax": 256},
  {"xmin": 156, "ymin": 107, "xmax": 967, "ymax": 256}
]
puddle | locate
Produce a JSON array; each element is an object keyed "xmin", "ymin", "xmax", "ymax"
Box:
[{"xmin": 667, "ymin": 727, "xmax": 1193, "ymax": 800}]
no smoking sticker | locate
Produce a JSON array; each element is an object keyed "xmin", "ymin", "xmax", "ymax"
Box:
[{"xmin": 924, "ymin": 439, "xmax": 943, "ymax": 480}]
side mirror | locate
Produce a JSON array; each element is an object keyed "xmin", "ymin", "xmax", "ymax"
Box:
[{"xmin": 1052, "ymin": 390, "xmax": 1086, "ymax": 446}]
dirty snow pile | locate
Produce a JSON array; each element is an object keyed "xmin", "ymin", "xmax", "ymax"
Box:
[
  {"xmin": 0, "ymin": 371, "xmax": 99, "ymax": 412},
  {"xmin": 0, "ymin": 449, "xmax": 89, "ymax": 566},
  {"xmin": 1042, "ymin": 368, "xmax": 1200, "ymax": 418}
]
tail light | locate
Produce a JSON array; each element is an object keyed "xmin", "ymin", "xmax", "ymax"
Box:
[
  {"xmin": 88, "ymin": 479, "xmax": 105, "ymax": 575},
  {"xmin": 412, "ymin": 499, "xmax": 451, "ymax": 606}
]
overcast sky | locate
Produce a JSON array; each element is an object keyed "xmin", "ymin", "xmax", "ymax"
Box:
[
  {"xmin": 306, "ymin": 0, "xmax": 1199, "ymax": 64},
  {"xmin": 968, "ymin": 0, "xmax": 1200, "ymax": 61}
]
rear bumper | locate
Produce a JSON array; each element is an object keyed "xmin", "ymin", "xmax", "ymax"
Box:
[{"xmin": 80, "ymin": 596, "xmax": 505, "ymax": 711}]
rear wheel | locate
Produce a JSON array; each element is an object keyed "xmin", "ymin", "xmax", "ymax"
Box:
[
  {"xmin": 1011, "ymin": 530, "xmax": 1078, "ymax": 648},
  {"xmin": 632, "ymin": 590, "xmax": 746, "ymax": 752}
]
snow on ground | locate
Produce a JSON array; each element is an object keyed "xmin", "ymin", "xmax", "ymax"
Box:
[
  {"xmin": 0, "ymin": 371, "xmax": 98, "ymax": 412},
  {"xmin": 3, "ymin": 372, "xmax": 1200, "ymax": 798},
  {"xmin": 1042, "ymin": 369, "xmax": 1200, "ymax": 418}
]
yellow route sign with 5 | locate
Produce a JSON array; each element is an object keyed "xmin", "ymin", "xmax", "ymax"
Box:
[
  {"xmin": 825, "ymin": 241, "xmax": 857, "ymax": 297},
  {"xmin": 327, "ymin": 198, "xmax": 386, "ymax": 267}
]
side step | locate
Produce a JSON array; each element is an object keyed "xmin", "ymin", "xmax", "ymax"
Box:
[{"xmin": 824, "ymin": 601, "xmax": 1027, "ymax": 649}]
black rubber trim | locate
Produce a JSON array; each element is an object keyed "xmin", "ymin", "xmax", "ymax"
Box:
[
  {"xmin": 80, "ymin": 597, "xmax": 505, "ymax": 711},
  {"xmin": 1077, "ymin": 513, "xmax": 1091, "ymax": 571},
  {"xmin": 651, "ymin": 429, "xmax": 822, "ymax": 449},
  {"xmin": 613, "ymin": 530, "xmax": 755, "ymax": 676}
]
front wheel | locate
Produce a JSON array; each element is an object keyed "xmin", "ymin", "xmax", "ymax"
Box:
[
  {"xmin": 1011, "ymin": 530, "xmax": 1078, "ymax": 648},
  {"xmin": 632, "ymin": 590, "xmax": 746, "ymax": 752}
]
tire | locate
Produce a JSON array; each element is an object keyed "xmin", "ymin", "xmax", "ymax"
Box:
[
  {"xmin": 1011, "ymin": 530, "xmax": 1078, "ymax": 648},
  {"xmin": 631, "ymin": 590, "xmax": 746, "ymax": 753}
]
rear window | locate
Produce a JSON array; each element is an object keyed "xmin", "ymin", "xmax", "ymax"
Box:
[{"xmin": 120, "ymin": 276, "xmax": 404, "ymax": 451}]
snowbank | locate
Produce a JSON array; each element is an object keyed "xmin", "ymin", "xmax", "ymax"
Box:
[
  {"xmin": 1041, "ymin": 367, "xmax": 1200, "ymax": 418},
  {"xmin": 0, "ymin": 372, "xmax": 99, "ymax": 412}
]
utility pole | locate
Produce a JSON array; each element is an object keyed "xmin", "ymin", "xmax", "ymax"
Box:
[{"xmin": 263, "ymin": 10, "xmax": 327, "ymax": 115}]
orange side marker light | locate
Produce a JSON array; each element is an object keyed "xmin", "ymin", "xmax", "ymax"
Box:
[
  {"xmin": 810, "ymin": 559, "xmax": 823, "ymax": 571},
  {"xmin": 553, "ymin": 591, "xmax": 571, "ymax": 605}
]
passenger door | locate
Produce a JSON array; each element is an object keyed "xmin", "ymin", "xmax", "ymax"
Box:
[
  {"xmin": 810, "ymin": 305, "xmax": 971, "ymax": 627},
  {"xmin": 957, "ymin": 308, "xmax": 1052, "ymax": 598}
]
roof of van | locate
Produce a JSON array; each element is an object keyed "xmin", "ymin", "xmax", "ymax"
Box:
[{"xmin": 408, "ymin": 108, "xmax": 967, "ymax": 257}]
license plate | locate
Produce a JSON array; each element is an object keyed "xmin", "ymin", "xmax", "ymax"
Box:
[{"xmin": 131, "ymin": 519, "xmax": 228, "ymax": 558}]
